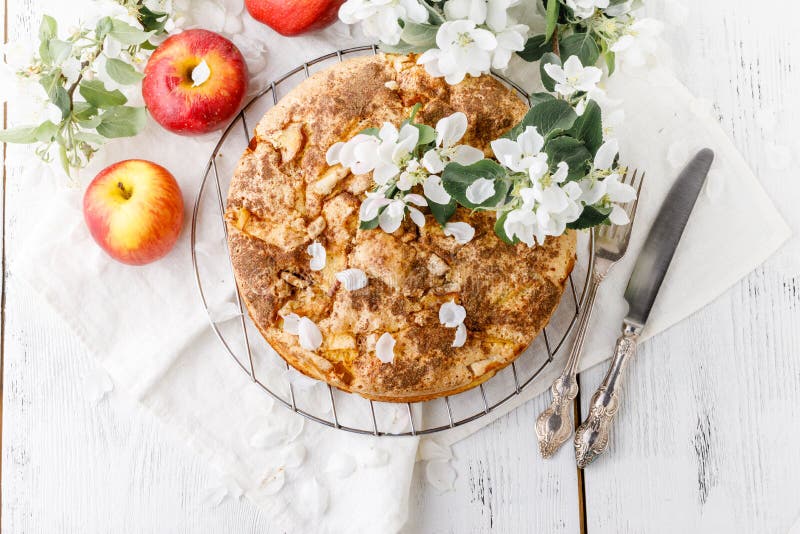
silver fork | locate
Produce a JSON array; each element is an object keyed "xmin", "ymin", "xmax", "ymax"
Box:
[{"xmin": 535, "ymin": 169, "xmax": 645, "ymax": 459}]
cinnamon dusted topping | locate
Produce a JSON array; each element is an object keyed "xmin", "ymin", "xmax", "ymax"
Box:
[{"xmin": 225, "ymin": 55, "xmax": 576, "ymax": 402}]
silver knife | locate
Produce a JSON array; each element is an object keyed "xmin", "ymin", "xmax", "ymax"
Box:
[{"xmin": 574, "ymin": 148, "xmax": 715, "ymax": 468}]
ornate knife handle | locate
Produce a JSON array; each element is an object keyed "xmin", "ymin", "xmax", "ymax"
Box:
[{"xmin": 574, "ymin": 322, "xmax": 641, "ymax": 468}]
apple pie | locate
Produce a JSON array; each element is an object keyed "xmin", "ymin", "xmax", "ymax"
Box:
[{"xmin": 225, "ymin": 54, "xmax": 576, "ymax": 402}]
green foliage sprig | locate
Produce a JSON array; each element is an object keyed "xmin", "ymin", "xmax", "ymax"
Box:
[{"xmin": 0, "ymin": 1, "xmax": 172, "ymax": 177}]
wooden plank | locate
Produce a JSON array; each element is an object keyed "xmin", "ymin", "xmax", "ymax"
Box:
[
  {"xmin": 1, "ymin": 0, "xmax": 7, "ymax": 523},
  {"xmin": 405, "ymin": 397, "xmax": 581, "ymax": 533},
  {"xmin": 580, "ymin": 0, "xmax": 800, "ymax": 532}
]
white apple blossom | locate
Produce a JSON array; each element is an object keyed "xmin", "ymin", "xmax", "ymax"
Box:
[
  {"xmin": 565, "ymin": 0, "xmax": 610, "ymax": 20},
  {"xmin": 374, "ymin": 123, "xmax": 420, "ymax": 184},
  {"xmin": 579, "ymin": 139, "xmax": 637, "ymax": 224},
  {"xmin": 491, "ymin": 23, "xmax": 528, "ymax": 69},
  {"xmin": 466, "ymin": 177, "xmax": 496, "ymax": 204},
  {"xmin": 491, "ymin": 126, "xmax": 548, "ymax": 174},
  {"xmin": 422, "ymin": 112, "xmax": 484, "ymax": 174},
  {"xmin": 327, "ymin": 122, "xmax": 419, "ymax": 185},
  {"xmin": 374, "ymin": 194, "xmax": 428, "ymax": 233},
  {"xmin": 442, "ymin": 0, "xmax": 529, "ymax": 70},
  {"xmin": 339, "ymin": 0, "xmax": 428, "ymax": 46},
  {"xmin": 611, "ymin": 18, "xmax": 664, "ymax": 68},
  {"xmin": 417, "ymin": 20, "xmax": 497, "ymax": 85},
  {"xmin": 543, "ymin": 55, "xmax": 603, "ymax": 98},
  {"xmin": 503, "ymin": 207, "xmax": 538, "ymax": 247},
  {"xmin": 389, "ymin": 112, "xmax": 484, "ymax": 198},
  {"xmin": 524, "ymin": 162, "xmax": 571, "ymax": 217}
]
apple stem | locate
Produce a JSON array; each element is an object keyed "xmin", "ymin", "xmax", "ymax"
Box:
[{"xmin": 117, "ymin": 181, "xmax": 132, "ymax": 200}]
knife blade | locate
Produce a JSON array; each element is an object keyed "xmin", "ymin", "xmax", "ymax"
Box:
[
  {"xmin": 574, "ymin": 149, "xmax": 716, "ymax": 468},
  {"xmin": 624, "ymin": 148, "xmax": 715, "ymax": 327}
]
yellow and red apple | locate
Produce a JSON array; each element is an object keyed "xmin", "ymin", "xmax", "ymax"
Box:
[
  {"xmin": 83, "ymin": 160, "xmax": 184, "ymax": 266},
  {"xmin": 143, "ymin": 29, "xmax": 248, "ymax": 135},
  {"xmin": 245, "ymin": 0, "xmax": 345, "ymax": 36}
]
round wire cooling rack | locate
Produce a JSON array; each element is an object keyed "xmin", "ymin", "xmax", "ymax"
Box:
[{"xmin": 191, "ymin": 45, "xmax": 595, "ymax": 437}]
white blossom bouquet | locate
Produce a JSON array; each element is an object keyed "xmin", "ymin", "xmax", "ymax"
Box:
[
  {"xmin": 0, "ymin": 0, "xmax": 176, "ymax": 176},
  {"xmin": 334, "ymin": 0, "xmax": 657, "ymax": 247}
]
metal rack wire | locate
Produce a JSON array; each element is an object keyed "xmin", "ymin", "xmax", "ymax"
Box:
[{"xmin": 190, "ymin": 46, "xmax": 595, "ymax": 437}]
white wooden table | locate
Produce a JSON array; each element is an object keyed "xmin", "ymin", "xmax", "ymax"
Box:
[{"xmin": 3, "ymin": 1, "xmax": 800, "ymax": 532}]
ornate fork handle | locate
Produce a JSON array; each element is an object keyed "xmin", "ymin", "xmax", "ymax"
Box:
[
  {"xmin": 536, "ymin": 270, "xmax": 603, "ymax": 458},
  {"xmin": 574, "ymin": 322, "xmax": 641, "ymax": 468}
]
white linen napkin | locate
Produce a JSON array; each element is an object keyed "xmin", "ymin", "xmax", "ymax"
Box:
[{"xmin": 6, "ymin": 1, "xmax": 791, "ymax": 532}]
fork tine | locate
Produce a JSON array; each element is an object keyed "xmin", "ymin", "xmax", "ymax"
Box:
[{"xmin": 627, "ymin": 170, "xmax": 646, "ymax": 224}]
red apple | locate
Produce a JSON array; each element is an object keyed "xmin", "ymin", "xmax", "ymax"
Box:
[
  {"xmin": 245, "ymin": 0, "xmax": 345, "ymax": 36},
  {"xmin": 83, "ymin": 160, "xmax": 184, "ymax": 266},
  {"xmin": 143, "ymin": 29, "xmax": 248, "ymax": 135}
]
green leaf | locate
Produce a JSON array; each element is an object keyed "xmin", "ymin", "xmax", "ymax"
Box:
[
  {"xmin": 544, "ymin": 136, "xmax": 592, "ymax": 181},
  {"xmin": 35, "ymin": 121, "xmax": 61, "ymax": 142},
  {"xmin": 0, "ymin": 125, "xmax": 40, "ymax": 144},
  {"xmin": 40, "ymin": 72, "xmax": 70, "ymax": 119},
  {"xmin": 544, "ymin": 0, "xmax": 560, "ymax": 42},
  {"xmin": 567, "ymin": 205, "xmax": 612, "ymax": 230},
  {"xmin": 400, "ymin": 22, "xmax": 439, "ymax": 49},
  {"xmin": 38, "ymin": 15, "xmax": 58, "ymax": 64},
  {"xmin": 539, "ymin": 52, "xmax": 562, "ymax": 92},
  {"xmin": 508, "ymin": 98, "xmax": 578, "ymax": 140},
  {"xmin": 605, "ymin": 50, "xmax": 616, "ymax": 76},
  {"xmin": 105, "ymin": 58, "xmax": 144, "ymax": 85},
  {"xmin": 359, "ymin": 127, "xmax": 380, "ymax": 137},
  {"xmin": 74, "ymin": 131, "xmax": 107, "ymax": 146},
  {"xmin": 559, "ymin": 33, "xmax": 601, "ymax": 67},
  {"xmin": 569, "ymin": 100, "xmax": 603, "ymax": 155},
  {"xmin": 421, "ymin": 2, "xmax": 445, "ymax": 25},
  {"xmin": 517, "ymin": 35, "xmax": 551, "ymax": 62},
  {"xmin": 415, "ymin": 123, "xmax": 436, "ymax": 146},
  {"xmin": 39, "ymin": 15, "xmax": 57, "ymax": 41},
  {"xmin": 109, "ymin": 20, "xmax": 154, "ymax": 46},
  {"xmin": 494, "ymin": 211, "xmax": 516, "ymax": 245},
  {"xmin": 428, "ymin": 199, "xmax": 457, "ymax": 226},
  {"xmin": 379, "ymin": 42, "xmax": 418, "ymax": 54},
  {"xmin": 96, "ymin": 106, "xmax": 146, "ymax": 138},
  {"xmin": 96, "ymin": 16, "xmax": 113, "ymax": 40},
  {"xmin": 441, "ymin": 160, "xmax": 510, "ymax": 209},
  {"xmin": 79, "ymin": 80, "xmax": 127, "ymax": 108},
  {"xmin": 48, "ymin": 39, "xmax": 72, "ymax": 65},
  {"xmin": 137, "ymin": 5, "xmax": 169, "ymax": 34},
  {"xmin": 73, "ymin": 102, "xmax": 98, "ymax": 120},
  {"xmin": 529, "ymin": 92, "xmax": 556, "ymax": 107},
  {"xmin": 360, "ymin": 217, "xmax": 380, "ymax": 230}
]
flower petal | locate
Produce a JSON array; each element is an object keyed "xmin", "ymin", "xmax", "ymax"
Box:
[
  {"xmin": 424, "ymin": 175, "xmax": 452, "ymax": 205},
  {"xmin": 594, "ymin": 139, "xmax": 619, "ymax": 170},
  {"xmin": 375, "ymin": 332, "xmax": 396, "ymax": 364},
  {"xmin": 452, "ymin": 323, "xmax": 467, "ymax": 348},
  {"xmin": 307, "ymin": 242, "xmax": 326, "ymax": 271},
  {"xmin": 298, "ymin": 318, "xmax": 323, "ymax": 351},
  {"xmin": 436, "ymin": 112, "xmax": 468, "ymax": 148},
  {"xmin": 443, "ymin": 221, "xmax": 475, "ymax": 245},
  {"xmin": 439, "ymin": 300, "xmax": 467, "ymax": 328},
  {"xmin": 465, "ymin": 177, "xmax": 496, "ymax": 205},
  {"xmin": 335, "ymin": 269, "xmax": 368, "ymax": 291}
]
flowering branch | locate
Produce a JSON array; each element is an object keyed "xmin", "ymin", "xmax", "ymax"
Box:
[
  {"xmin": 333, "ymin": 0, "xmax": 659, "ymax": 246},
  {"xmin": 0, "ymin": 0, "xmax": 175, "ymax": 178}
]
